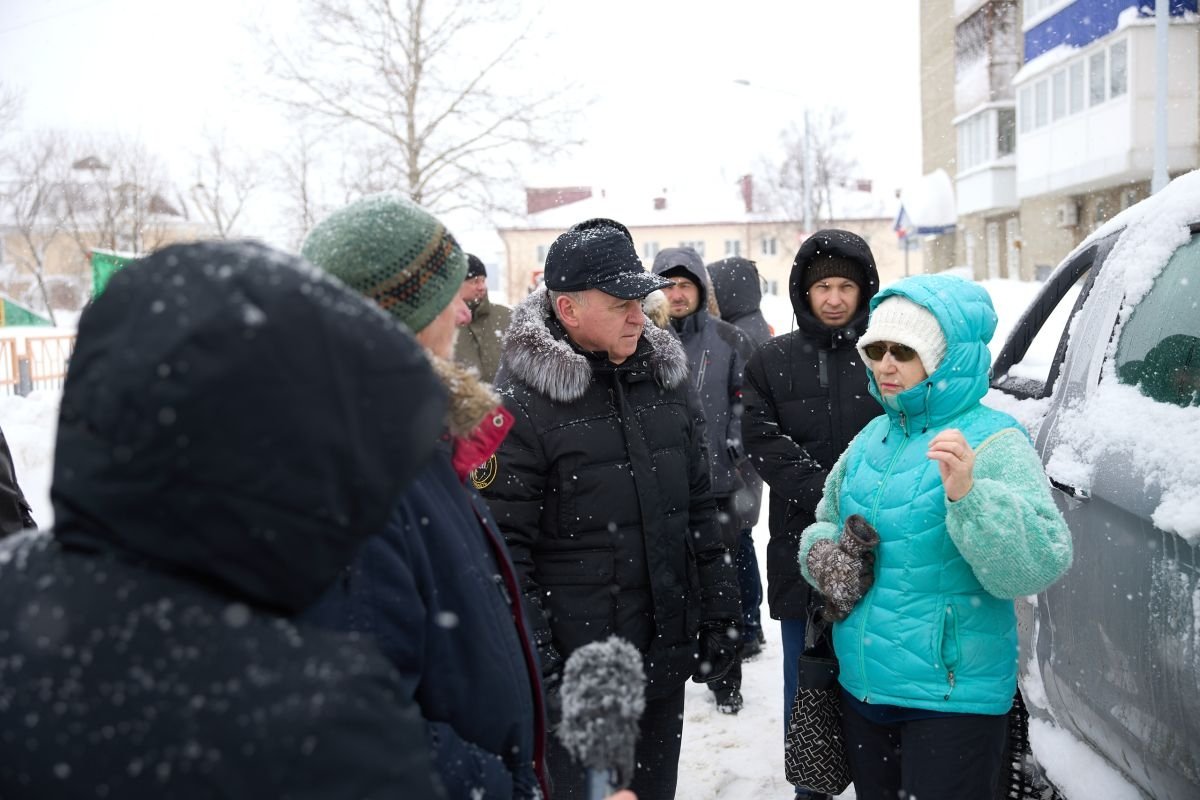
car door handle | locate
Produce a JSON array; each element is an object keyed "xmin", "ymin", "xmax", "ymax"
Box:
[{"xmin": 1050, "ymin": 478, "xmax": 1090, "ymax": 501}]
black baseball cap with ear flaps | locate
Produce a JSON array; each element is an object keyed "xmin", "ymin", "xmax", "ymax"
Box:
[{"xmin": 544, "ymin": 217, "xmax": 672, "ymax": 300}]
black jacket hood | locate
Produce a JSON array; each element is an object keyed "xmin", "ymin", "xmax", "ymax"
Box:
[
  {"xmin": 707, "ymin": 256, "xmax": 762, "ymax": 322},
  {"xmin": 788, "ymin": 228, "xmax": 881, "ymax": 341},
  {"xmin": 651, "ymin": 246, "xmax": 709, "ymax": 310},
  {"xmin": 51, "ymin": 241, "xmax": 447, "ymax": 614}
]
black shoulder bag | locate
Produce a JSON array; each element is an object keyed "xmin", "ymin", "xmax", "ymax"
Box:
[{"xmin": 783, "ymin": 611, "xmax": 852, "ymax": 795}]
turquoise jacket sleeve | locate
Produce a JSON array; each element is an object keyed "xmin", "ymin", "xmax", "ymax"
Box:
[
  {"xmin": 798, "ymin": 438, "xmax": 857, "ymax": 587},
  {"xmin": 945, "ymin": 428, "xmax": 1074, "ymax": 599}
]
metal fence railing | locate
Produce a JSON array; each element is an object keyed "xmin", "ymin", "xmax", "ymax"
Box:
[
  {"xmin": 0, "ymin": 333, "xmax": 77, "ymax": 396},
  {"xmin": 0, "ymin": 339, "xmax": 19, "ymax": 396}
]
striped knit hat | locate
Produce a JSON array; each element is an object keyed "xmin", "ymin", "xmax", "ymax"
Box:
[{"xmin": 301, "ymin": 193, "xmax": 467, "ymax": 332}]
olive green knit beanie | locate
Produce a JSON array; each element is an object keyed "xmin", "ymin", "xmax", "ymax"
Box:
[{"xmin": 301, "ymin": 193, "xmax": 468, "ymax": 333}]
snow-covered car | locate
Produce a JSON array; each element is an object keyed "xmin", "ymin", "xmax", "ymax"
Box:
[{"xmin": 987, "ymin": 170, "xmax": 1200, "ymax": 800}]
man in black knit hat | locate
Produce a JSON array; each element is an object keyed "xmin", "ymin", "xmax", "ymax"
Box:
[
  {"xmin": 455, "ymin": 254, "xmax": 512, "ymax": 381},
  {"xmin": 740, "ymin": 229, "xmax": 881, "ymax": 800}
]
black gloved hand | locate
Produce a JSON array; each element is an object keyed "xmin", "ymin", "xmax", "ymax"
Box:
[
  {"xmin": 691, "ymin": 621, "xmax": 739, "ymax": 684},
  {"xmin": 538, "ymin": 641, "xmax": 565, "ymax": 724},
  {"xmin": 542, "ymin": 668, "xmax": 564, "ymax": 724},
  {"xmin": 806, "ymin": 514, "xmax": 880, "ymax": 622}
]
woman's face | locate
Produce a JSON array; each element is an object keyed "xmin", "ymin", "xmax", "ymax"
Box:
[{"xmin": 864, "ymin": 341, "xmax": 929, "ymax": 396}]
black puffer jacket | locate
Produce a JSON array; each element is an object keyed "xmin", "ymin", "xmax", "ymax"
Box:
[
  {"xmin": 0, "ymin": 425, "xmax": 35, "ymax": 536},
  {"xmin": 486, "ymin": 286, "xmax": 740, "ymax": 700},
  {"xmin": 652, "ymin": 248, "xmax": 756, "ymax": 502},
  {"xmin": 707, "ymin": 256, "xmax": 773, "ymax": 531},
  {"xmin": 0, "ymin": 242, "xmax": 448, "ymax": 799},
  {"xmin": 741, "ymin": 230, "xmax": 881, "ymax": 619}
]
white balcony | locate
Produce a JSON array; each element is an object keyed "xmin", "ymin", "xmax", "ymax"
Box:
[
  {"xmin": 1015, "ymin": 21, "xmax": 1199, "ymax": 198},
  {"xmin": 957, "ymin": 158, "xmax": 1018, "ymax": 216},
  {"xmin": 954, "ymin": 104, "xmax": 1019, "ymax": 215}
]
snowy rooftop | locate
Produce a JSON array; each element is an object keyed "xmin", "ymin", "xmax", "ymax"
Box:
[{"xmin": 500, "ymin": 180, "xmax": 899, "ymax": 232}]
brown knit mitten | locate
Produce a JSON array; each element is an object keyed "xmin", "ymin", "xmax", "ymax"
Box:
[{"xmin": 806, "ymin": 515, "xmax": 880, "ymax": 621}]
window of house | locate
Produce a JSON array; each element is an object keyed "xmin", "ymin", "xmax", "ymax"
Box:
[
  {"xmin": 997, "ymin": 107, "xmax": 1016, "ymax": 155},
  {"xmin": 1089, "ymin": 50, "xmax": 1107, "ymax": 106},
  {"xmin": 766, "ymin": 280, "xmax": 779, "ymax": 295},
  {"xmin": 1019, "ymin": 86, "xmax": 1032, "ymax": 134},
  {"xmin": 1034, "ymin": 79, "xmax": 1049, "ymax": 128},
  {"xmin": 1069, "ymin": 60, "xmax": 1085, "ymax": 114},
  {"xmin": 1051, "ymin": 68, "xmax": 1067, "ymax": 121},
  {"xmin": 724, "ymin": 240, "xmax": 741, "ymax": 257},
  {"xmin": 1023, "ymin": 0, "xmax": 1060, "ymax": 23},
  {"xmin": 536, "ymin": 245, "xmax": 547, "ymax": 264},
  {"xmin": 762, "ymin": 237, "xmax": 778, "ymax": 256},
  {"xmin": 643, "ymin": 241, "xmax": 660, "ymax": 259},
  {"xmin": 680, "ymin": 240, "xmax": 706, "ymax": 258},
  {"xmin": 1110, "ymin": 39, "xmax": 1128, "ymax": 98},
  {"xmin": 958, "ymin": 111, "xmax": 998, "ymax": 170}
]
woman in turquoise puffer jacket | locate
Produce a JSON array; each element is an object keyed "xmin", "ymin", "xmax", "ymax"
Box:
[{"xmin": 798, "ymin": 273, "xmax": 1073, "ymax": 800}]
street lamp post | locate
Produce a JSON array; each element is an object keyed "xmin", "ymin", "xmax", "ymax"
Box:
[{"xmin": 732, "ymin": 79, "xmax": 814, "ymax": 235}]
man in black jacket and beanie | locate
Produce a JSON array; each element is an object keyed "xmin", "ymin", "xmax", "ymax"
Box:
[
  {"xmin": 741, "ymin": 229, "xmax": 880, "ymax": 800},
  {"xmin": 486, "ymin": 218, "xmax": 741, "ymax": 800},
  {"xmin": 0, "ymin": 241, "xmax": 449, "ymax": 799},
  {"xmin": 652, "ymin": 246, "xmax": 756, "ymax": 715}
]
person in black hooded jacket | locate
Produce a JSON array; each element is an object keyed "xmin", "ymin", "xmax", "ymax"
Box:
[
  {"xmin": 740, "ymin": 229, "xmax": 880, "ymax": 800},
  {"xmin": 486, "ymin": 218, "xmax": 741, "ymax": 800},
  {"xmin": 707, "ymin": 256, "xmax": 773, "ymax": 660},
  {"xmin": 651, "ymin": 246, "xmax": 755, "ymax": 715},
  {"xmin": 0, "ymin": 241, "xmax": 449, "ymax": 800}
]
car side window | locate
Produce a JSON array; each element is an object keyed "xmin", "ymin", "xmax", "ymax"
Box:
[
  {"xmin": 1113, "ymin": 233, "xmax": 1200, "ymax": 408},
  {"xmin": 991, "ymin": 243, "xmax": 1102, "ymax": 401}
]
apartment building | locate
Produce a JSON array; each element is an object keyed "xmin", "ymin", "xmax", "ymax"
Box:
[
  {"xmin": 926, "ymin": 0, "xmax": 1199, "ymax": 279},
  {"xmin": 497, "ymin": 183, "xmax": 922, "ymax": 304}
]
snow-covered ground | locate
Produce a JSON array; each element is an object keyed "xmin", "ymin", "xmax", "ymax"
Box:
[{"xmin": 0, "ymin": 275, "xmax": 1148, "ymax": 799}]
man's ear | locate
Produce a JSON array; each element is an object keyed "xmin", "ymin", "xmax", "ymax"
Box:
[{"xmin": 555, "ymin": 294, "xmax": 580, "ymax": 329}]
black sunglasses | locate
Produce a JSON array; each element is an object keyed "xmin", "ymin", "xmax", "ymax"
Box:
[{"xmin": 863, "ymin": 342, "xmax": 919, "ymax": 363}]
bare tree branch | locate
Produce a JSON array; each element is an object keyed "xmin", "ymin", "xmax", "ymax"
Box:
[
  {"xmin": 0, "ymin": 83, "xmax": 23, "ymax": 141},
  {"xmin": 191, "ymin": 131, "xmax": 261, "ymax": 239},
  {"xmin": 255, "ymin": 0, "xmax": 580, "ymax": 213},
  {"xmin": 0, "ymin": 131, "xmax": 69, "ymax": 324},
  {"xmin": 754, "ymin": 107, "xmax": 860, "ymax": 230}
]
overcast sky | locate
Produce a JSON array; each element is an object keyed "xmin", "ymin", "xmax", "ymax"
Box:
[{"xmin": 0, "ymin": 0, "xmax": 922, "ymax": 257}]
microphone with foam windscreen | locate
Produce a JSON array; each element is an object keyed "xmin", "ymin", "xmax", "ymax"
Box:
[{"xmin": 557, "ymin": 636, "xmax": 646, "ymax": 800}]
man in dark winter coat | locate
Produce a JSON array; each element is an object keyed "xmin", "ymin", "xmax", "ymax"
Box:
[
  {"xmin": 301, "ymin": 194, "xmax": 548, "ymax": 800},
  {"xmin": 0, "ymin": 241, "xmax": 449, "ymax": 799},
  {"xmin": 455, "ymin": 253, "xmax": 513, "ymax": 381},
  {"xmin": 0, "ymin": 424, "xmax": 36, "ymax": 536},
  {"xmin": 485, "ymin": 218, "xmax": 741, "ymax": 800},
  {"xmin": 741, "ymin": 230, "xmax": 880, "ymax": 800},
  {"xmin": 652, "ymin": 246, "xmax": 756, "ymax": 715},
  {"xmin": 707, "ymin": 256, "xmax": 772, "ymax": 658}
]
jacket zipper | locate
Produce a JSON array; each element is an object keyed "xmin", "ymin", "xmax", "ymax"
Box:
[
  {"xmin": 860, "ymin": 418, "xmax": 909, "ymax": 702},
  {"xmin": 943, "ymin": 603, "xmax": 959, "ymax": 701}
]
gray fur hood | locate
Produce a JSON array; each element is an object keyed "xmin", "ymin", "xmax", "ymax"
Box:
[{"xmin": 500, "ymin": 285, "xmax": 689, "ymax": 403}]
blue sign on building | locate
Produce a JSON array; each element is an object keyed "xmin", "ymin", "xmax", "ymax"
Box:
[{"xmin": 1025, "ymin": 0, "xmax": 1198, "ymax": 63}]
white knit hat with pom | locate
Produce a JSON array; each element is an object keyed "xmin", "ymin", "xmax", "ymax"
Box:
[{"xmin": 857, "ymin": 295, "xmax": 947, "ymax": 375}]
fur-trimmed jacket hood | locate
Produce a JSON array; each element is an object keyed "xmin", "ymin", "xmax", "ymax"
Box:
[{"xmin": 499, "ymin": 285, "xmax": 689, "ymax": 402}]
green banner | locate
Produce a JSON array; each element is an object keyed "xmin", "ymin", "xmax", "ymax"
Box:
[
  {"xmin": 91, "ymin": 249, "xmax": 137, "ymax": 297},
  {"xmin": 0, "ymin": 297, "xmax": 52, "ymax": 327}
]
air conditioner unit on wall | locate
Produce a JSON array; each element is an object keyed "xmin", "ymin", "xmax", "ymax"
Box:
[{"xmin": 1055, "ymin": 201, "xmax": 1079, "ymax": 228}]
